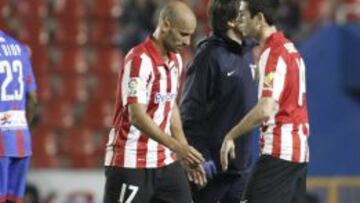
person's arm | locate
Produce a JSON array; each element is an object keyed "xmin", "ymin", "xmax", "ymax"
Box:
[
  {"xmin": 26, "ymin": 90, "xmax": 38, "ymax": 124},
  {"xmin": 129, "ymin": 103, "xmax": 204, "ymax": 166},
  {"xmin": 129, "ymin": 103, "xmax": 176, "ymax": 148},
  {"xmin": 228, "ymin": 98, "xmax": 276, "ymax": 140},
  {"xmin": 170, "ymin": 103, "xmax": 207, "ymax": 186},
  {"xmin": 221, "ymin": 48, "xmax": 286, "ymax": 171},
  {"xmin": 220, "ymin": 97, "xmax": 277, "ymax": 171},
  {"xmin": 170, "ymin": 103, "xmax": 187, "ymax": 145}
]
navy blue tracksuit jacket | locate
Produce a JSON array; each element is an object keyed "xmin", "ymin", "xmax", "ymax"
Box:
[{"xmin": 180, "ymin": 33, "xmax": 257, "ymax": 175}]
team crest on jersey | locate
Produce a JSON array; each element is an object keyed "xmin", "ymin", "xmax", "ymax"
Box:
[
  {"xmin": 264, "ymin": 71, "xmax": 275, "ymax": 87},
  {"xmin": 128, "ymin": 78, "xmax": 139, "ymax": 96}
]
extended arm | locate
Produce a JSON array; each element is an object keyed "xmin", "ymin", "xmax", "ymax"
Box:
[
  {"xmin": 220, "ymin": 97, "xmax": 277, "ymax": 171},
  {"xmin": 128, "ymin": 103, "xmax": 204, "ymax": 165}
]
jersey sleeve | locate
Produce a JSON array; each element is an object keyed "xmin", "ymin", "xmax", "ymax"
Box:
[
  {"xmin": 121, "ymin": 54, "xmax": 152, "ymax": 106},
  {"xmin": 259, "ymin": 48, "xmax": 287, "ymax": 102}
]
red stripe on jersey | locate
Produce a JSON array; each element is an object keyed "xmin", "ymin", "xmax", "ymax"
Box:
[
  {"xmin": 303, "ymin": 124, "xmax": 309, "ymax": 136},
  {"xmin": 260, "ymin": 125, "xmax": 267, "ymax": 151},
  {"xmin": 130, "ymin": 56, "xmax": 142, "ymax": 77},
  {"xmin": 136, "ymin": 134, "xmax": 148, "ymax": 168},
  {"xmin": 292, "ymin": 124, "xmax": 301, "ymax": 162},
  {"xmin": 7, "ymin": 194, "xmax": 23, "ymax": 203},
  {"xmin": 156, "ymin": 131, "xmax": 166, "ymax": 167},
  {"xmin": 262, "ymin": 90, "xmax": 272, "ymax": 97},
  {"xmin": 260, "ymin": 134, "xmax": 265, "ymax": 152},
  {"xmin": 127, "ymin": 97, "xmax": 138, "ymax": 104},
  {"xmin": 15, "ymin": 131, "xmax": 25, "ymax": 157},
  {"xmin": 271, "ymin": 125, "xmax": 281, "ymax": 157},
  {"xmin": 0, "ymin": 131, "xmax": 4, "ymax": 155}
]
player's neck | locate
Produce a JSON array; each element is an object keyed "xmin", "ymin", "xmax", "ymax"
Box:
[
  {"xmin": 259, "ymin": 25, "xmax": 277, "ymax": 46},
  {"xmin": 226, "ymin": 29, "xmax": 242, "ymax": 45},
  {"xmin": 152, "ymin": 29, "xmax": 169, "ymax": 60}
]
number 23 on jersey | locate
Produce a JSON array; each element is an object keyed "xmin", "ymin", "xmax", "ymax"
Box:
[{"xmin": 0, "ymin": 59, "xmax": 24, "ymax": 101}]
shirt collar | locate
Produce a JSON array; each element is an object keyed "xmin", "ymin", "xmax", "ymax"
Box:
[
  {"xmin": 143, "ymin": 36, "xmax": 177, "ymax": 67},
  {"xmin": 265, "ymin": 31, "xmax": 285, "ymax": 47}
]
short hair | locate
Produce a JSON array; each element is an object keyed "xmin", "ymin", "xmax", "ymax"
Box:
[
  {"xmin": 244, "ymin": 0, "xmax": 280, "ymax": 26},
  {"xmin": 208, "ymin": 0, "xmax": 242, "ymax": 34},
  {"xmin": 159, "ymin": 3, "xmax": 179, "ymax": 24},
  {"xmin": 158, "ymin": 1, "xmax": 194, "ymax": 26}
]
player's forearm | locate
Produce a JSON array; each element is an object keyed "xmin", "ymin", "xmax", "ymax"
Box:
[
  {"xmin": 227, "ymin": 109, "xmax": 262, "ymax": 140},
  {"xmin": 227, "ymin": 99, "xmax": 272, "ymax": 140},
  {"xmin": 128, "ymin": 103, "xmax": 179, "ymax": 150},
  {"xmin": 170, "ymin": 104, "xmax": 188, "ymax": 145}
]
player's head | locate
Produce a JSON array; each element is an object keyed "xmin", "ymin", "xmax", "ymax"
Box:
[
  {"xmin": 238, "ymin": 0, "xmax": 280, "ymax": 39},
  {"xmin": 157, "ymin": 1, "xmax": 197, "ymax": 53},
  {"xmin": 208, "ymin": 0, "xmax": 244, "ymax": 35}
]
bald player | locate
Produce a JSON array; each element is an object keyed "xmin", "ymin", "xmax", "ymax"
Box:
[{"xmin": 103, "ymin": 2, "xmax": 204, "ymax": 203}]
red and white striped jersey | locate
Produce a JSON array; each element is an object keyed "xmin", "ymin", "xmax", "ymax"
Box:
[
  {"xmin": 258, "ymin": 32, "xmax": 310, "ymax": 163},
  {"xmin": 105, "ymin": 37, "xmax": 183, "ymax": 168}
]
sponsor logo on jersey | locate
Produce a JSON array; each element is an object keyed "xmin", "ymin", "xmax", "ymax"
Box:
[{"xmin": 154, "ymin": 92, "xmax": 176, "ymax": 104}]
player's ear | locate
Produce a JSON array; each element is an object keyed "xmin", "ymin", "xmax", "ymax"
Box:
[
  {"xmin": 257, "ymin": 13, "xmax": 266, "ymax": 25},
  {"xmin": 161, "ymin": 17, "xmax": 171, "ymax": 33}
]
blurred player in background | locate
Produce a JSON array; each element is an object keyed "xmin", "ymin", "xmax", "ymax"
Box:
[
  {"xmin": 220, "ymin": 0, "xmax": 310, "ymax": 202},
  {"xmin": 0, "ymin": 31, "xmax": 38, "ymax": 203},
  {"xmin": 104, "ymin": 1, "xmax": 205, "ymax": 203},
  {"xmin": 180, "ymin": 0, "xmax": 258, "ymax": 202}
]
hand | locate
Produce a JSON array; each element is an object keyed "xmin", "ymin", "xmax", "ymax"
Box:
[
  {"xmin": 173, "ymin": 141, "xmax": 205, "ymax": 167},
  {"xmin": 220, "ymin": 135, "xmax": 236, "ymax": 171},
  {"xmin": 187, "ymin": 165, "xmax": 207, "ymax": 188}
]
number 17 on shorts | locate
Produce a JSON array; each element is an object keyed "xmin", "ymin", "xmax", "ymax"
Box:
[{"xmin": 119, "ymin": 183, "xmax": 139, "ymax": 203}]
